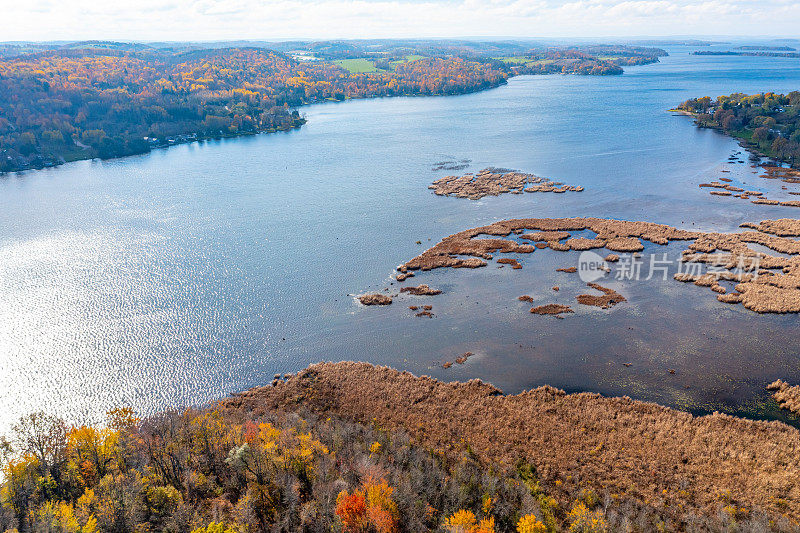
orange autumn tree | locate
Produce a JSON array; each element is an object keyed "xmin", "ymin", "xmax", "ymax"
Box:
[
  {"xmin": 336, "ymin": 478, "xmax": 399, "ymax": 533},
  {"xmin": 335, "ymin": 490, "xmax": 368, "ymax": 532}
]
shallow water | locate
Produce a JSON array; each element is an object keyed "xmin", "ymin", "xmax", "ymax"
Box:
[{"xmin": 2, "ymin": 44, "xmax": 800, "ymax": 432}]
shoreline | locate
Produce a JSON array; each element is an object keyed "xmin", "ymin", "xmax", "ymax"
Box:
[
  {"xmin": 674, "ymin": 106, "xmax": 800, "ymax": 170},
  {"xmin": 225, "ymin": 361, "xmax": 800, "ymax": 524},
  {"xmin": 1, "ymin": 58, "xmax": 665, "ymax": 175},
  {"xmin": 0, "ymin": 79, "xmax": 509, "ymax": 175},
  {"xmin": 8, "ymin": 359, "xmax": 794, "ymax": 531}
]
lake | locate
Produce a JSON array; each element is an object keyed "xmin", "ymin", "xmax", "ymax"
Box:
[{"xmin": 2, "ymin": 45, "xmax": 800, "ymax": 433}]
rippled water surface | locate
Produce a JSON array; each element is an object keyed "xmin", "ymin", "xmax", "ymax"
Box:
[{"xmin": 3, "ymin": 45, "xmax": 800, "ymax": 431}]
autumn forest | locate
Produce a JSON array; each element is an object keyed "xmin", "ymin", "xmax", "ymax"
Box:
[{"xmin": 0, "ymin": 41, "xmax": 664, "ymax": 172}]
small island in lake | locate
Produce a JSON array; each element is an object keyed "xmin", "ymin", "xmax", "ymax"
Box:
[
  {"xmin": 430, "ymin": 167, "xmax": 583, "ymax": 199},
  {"xmin": 498, "ymin": 44, "xmax": 665, "ymax": 75}
]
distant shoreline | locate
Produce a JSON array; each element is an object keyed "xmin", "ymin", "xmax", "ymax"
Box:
[
  {"xmin": 0, "ymin": 41, "xmax": 664, "ymax": 174},
  {"xmin": 692, "ymin": 50, "xmax": 800, "ymax": 58}
]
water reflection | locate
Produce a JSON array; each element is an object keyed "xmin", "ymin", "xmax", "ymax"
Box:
[{"xmin": 1, "ymin": 46, "xmax": 800, "ymax": 433}]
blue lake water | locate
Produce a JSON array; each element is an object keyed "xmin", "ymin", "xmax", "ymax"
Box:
[{"xmin": 2, "ymin": 45, "xmax": 800, "ymax": 432}]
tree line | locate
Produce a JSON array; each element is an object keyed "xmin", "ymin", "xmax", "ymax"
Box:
[
  {"xmin": 678, "ymin": 92, "xmax": 800, "ymax": 168},
  {"xmin": 0, "ymin": 48, "xmax": 508, "ymax": 172},
  {"xmin": 508, "ymin": 47, "xmax": 663, "ymax": 76},
  {"xmin": 0, "ymin": 407, "xmax": 579, "ymax": 532}
]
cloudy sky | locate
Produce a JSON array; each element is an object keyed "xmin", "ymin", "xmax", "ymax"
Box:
[{"xmin": 2, "ymin": 0, "xmax": 800, "ymax": 41}]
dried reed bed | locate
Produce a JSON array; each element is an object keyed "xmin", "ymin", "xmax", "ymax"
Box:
[
  {"xmin": 700, "ymin": 165, "xmax": 800, "ymax": 206},
  {"xmin": 768, "ymin": 380, "xmax": 800, "ymax": 416},
  {"xmin": 497, "ymin": 257, "xmax": 522, "ymax": 269},
  {"xmin": 225, "ymin": 362, "xmax": 800, "ymax": 525},
  {"xmin": 398, "ymin": 217, "xmax": 800, "ymax": 313},
  {"xmin": 395, "ymin": 271, "xmax": 414, "ymax": 281},
  {"xmin": 429, "ymin": 168, "xmax": 583, "ymax": 200},
  {"xmin": 576, "ymin": 283, "xmax": 626, "ymax": 308},
  {"xmin": 530, "ymin": 303, "xmax": 573, "ymax": 315},
  {"xmin": 437, "ymin": 352, "xmax": 468, "ymax": 369},
  {"xmin": 358, "ymin": 293, "xmax": 392, "ymax": 305},
  {"xmin": 399, "ymin": 284, "xmax": 442, "ymax": 295},
  {"xmin": 741, "ymin": 219, "xmax": 800, "ymax": 236},
  {"xmin": 565, "ymin": 237, "xmax": 605, "ymax": 250},
  {"xmin": 762, "ymin": 166, "xmax": 800, "ymax": 181},
  {"xmin": 520, "ymin": 230, "xmax": 571, "ymax": 242}
]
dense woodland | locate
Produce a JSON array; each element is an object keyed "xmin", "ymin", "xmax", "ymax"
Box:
[
  {"xmin": 0, "ymin": 41, "xmax": 664, "ymax": 172},
  {"xmin": 736, "ymin": 46, "xmax": 796, "ymax": 51},
  {"xmin": 0, "ymin": 401, "xmax": 782, "ymax": 533},
  {"xmin": 0, "ymin": 407, "xmax": 608, "ymax": 533},
  {"xmin": 678, "ymin": 91, "xmax": 800, "ymax": 168},
  {"xmin": 0, "ymin": 46, "xmax": 506, "ymax": 172}
]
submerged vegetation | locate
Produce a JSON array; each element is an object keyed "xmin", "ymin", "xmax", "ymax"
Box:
[{"xmin": 677, "ymin": 91, "xmax": 800, "ymax": 168}]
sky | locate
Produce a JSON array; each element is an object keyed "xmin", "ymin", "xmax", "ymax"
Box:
[{"xmin": 2, "ymin": 0, "xmax": 800, "ymax": 42}]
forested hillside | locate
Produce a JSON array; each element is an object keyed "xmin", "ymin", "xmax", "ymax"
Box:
[
  {"xmin": 0, "ymin": 47, "xmax": 507, "ymax": 172},
  {"xmin": 0, "ymin": 40, "xmax": 665, "ymax": 173}
]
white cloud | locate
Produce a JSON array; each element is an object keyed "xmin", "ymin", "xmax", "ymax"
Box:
[{"xmin": 1, "ymin": 0, "xmax": 798, "ymax": 40}]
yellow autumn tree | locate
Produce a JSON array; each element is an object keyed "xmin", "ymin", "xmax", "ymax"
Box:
[
  {"xmin": 517, "ymin": 513, "xmax": 547, "ymax": 533},
  {"xmin": 444, "ymin": 509, "xmax": 495, "ymax": 533},
  {"xmin": 567, "ymin": 502, "xmax": 608, "ymax": 533}
]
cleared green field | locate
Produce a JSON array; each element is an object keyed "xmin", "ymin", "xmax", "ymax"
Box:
[
  {"xmin": 389, "ymin": 54, "xmax": 426, "ymax": 67},
  {"xmin": 495, "ymin": 57, "xmax": 556, "ymax": 67},
  {"xmin": 333, "ymin": 58, "xmax": 378, "ymax": 73},
  {"xmin": 337, "ymin": 56, "xmax": 425, "ymax": 73},
  {"xmin": 494, "ymin": 56, "xmax": 530, "ymax": 64}
]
